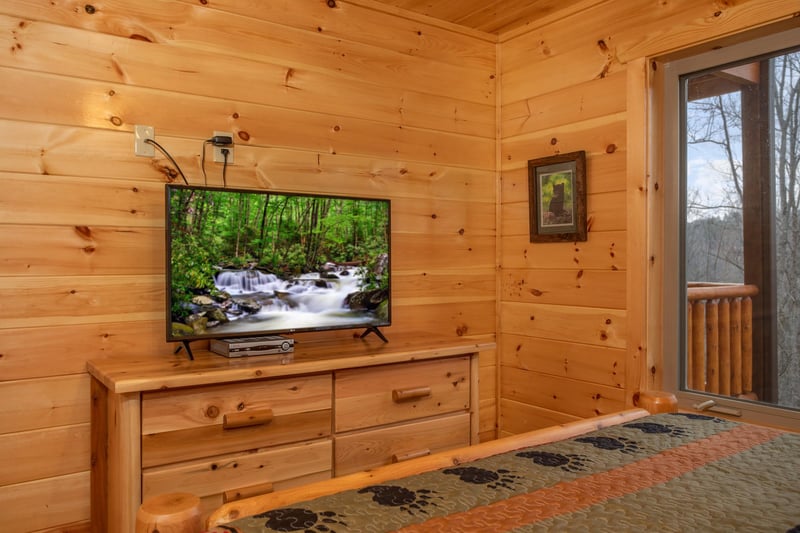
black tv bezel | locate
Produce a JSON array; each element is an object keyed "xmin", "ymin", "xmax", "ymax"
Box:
[{"xmin": 164, "ymin": 183, "xmax": 392, "ymax": 343}]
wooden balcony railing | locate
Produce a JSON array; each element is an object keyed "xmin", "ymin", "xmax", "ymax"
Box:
[{"xmin": 687, "ymin": 282, "xmax": 759, "ymax": 398}]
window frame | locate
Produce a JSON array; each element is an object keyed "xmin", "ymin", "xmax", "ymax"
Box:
[{"xmin": 657, "ymin": 25, "xmax": 800, "ymax": 430}]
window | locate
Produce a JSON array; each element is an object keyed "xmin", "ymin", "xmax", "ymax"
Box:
[{"xmin": 659, "ymin": 26, "xmax": 800, "ymax": 429}]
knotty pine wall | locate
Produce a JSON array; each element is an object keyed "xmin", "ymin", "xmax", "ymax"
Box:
[
  {"xmin": 497, "ymin": 0, "xmax": 799, "ymax": 435},
  {"xmin": 0, "ymin": 1, "xmax": 496, "ymax": 530}
]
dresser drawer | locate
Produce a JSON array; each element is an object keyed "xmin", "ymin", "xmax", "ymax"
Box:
[
  {"xmin": 142, "ymin": 374, "xmax": 332, "ymax": 467},
  {"xmin": 143, "ymin": 439, "xmax": 332, "ymax": 520},
  {"xmin": 334, "ymin": 412, "xmax": 470, "ymax": 476},
  {"xmin": 335, "ymin": 356, "xmax": 470, "ymax": 433}
]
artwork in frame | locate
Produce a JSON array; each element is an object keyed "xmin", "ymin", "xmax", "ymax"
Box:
[{"xmin": 527, "ymin": 150, "xmax": 587, "ymax": 243}]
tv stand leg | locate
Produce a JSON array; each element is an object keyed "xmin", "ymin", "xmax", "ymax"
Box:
[
  {"xmin": 360, "ymin": 326, "xmax": 388, "ymax": 343},
  {"xmin": 174, "ymin": 340, "xmax": 195, "ymax": 360}
]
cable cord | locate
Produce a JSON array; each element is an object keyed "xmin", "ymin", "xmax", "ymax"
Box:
[
  {"xmin": 201, "ymin": 140, "xmax": 210, "ymax": 186},
  {"xmin": 144, "ymin": 138, "xmax": 189, "ymax": 185},
  {"xmin": 221, "ymin": 148, "xmax": 230, "ymax": 188}
]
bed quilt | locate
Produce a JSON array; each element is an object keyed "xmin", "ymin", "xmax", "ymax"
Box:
[{"xmin": 208, "ymin": 413, "xmax": 800, "ymax": 532}]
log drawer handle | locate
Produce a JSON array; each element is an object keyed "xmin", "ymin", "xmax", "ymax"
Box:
[
  {"xmin": 222, "ymin": 408, "xmax": 274, "ymax": 430},
  {"xmin": 222, "ymin": 481, "xmax": 274, "ymax": 503},
  {"xmin": 392, "ymin": 386, "xmax": 432, "ymax": 403},
  {"xmin": 392, "ymin": 448, "xmax": 431, "ymax": 463}
]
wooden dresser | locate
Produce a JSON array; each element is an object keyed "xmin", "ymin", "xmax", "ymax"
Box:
[{"xmin": 88, "ymin": 334, "xmax": 493, "ymax": 533}]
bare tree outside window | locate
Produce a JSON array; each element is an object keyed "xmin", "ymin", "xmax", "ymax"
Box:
[{"xmin": 684, "ymin": 49, "xmax": 800, "ymax": 409}]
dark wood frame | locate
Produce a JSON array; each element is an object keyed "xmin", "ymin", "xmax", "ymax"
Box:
[{"xmin": 527, "ymin": 151, "xmax": 587, "ymax": 242}]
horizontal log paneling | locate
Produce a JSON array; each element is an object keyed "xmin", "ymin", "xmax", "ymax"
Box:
[
  {"xmin": 0, "ymin": 275, "xmax": 163, "ymax": 328},
  {"xmin": 0, "ymin": 174, "xmax": 164, "ymax": 227},
  {"xmin": 2, "ymin": 1, "xmax": 495, "ymax": 104},
  {"xmin": 501, "ymin": 191, "xmax": 627, "ymax": 235},
  {"xmin": 0, "ymin": 67, "xmax": 494, "ymax": 169},
  {"xmin": 0, "ymin": 120, "xmax": 497, "ymax": 202},
  {"xmin": 500, "ymin": 301, "xmax": 626, "ymax": 349},
  {"xmin": 0, "ymin": 1, "xmax": 499, "ymax": 529},
  {"xmin": 498, "ymin": 7, "xmax": 627, "ymax": 435},
  {"xmin": 0, "ymin": 471, "xmax": 89, "ymax": 532},
  {"xmin": 497, "ymin": 0, "xmax": 795, "ymax": 437},
  {"xmin": 500, "ymin": 269, "xmax": 626, "ymax": 309},
  {"xmin": 393, "ymin": 268, "xmax": 496, "ymax": 301},
  {"xmin": 500, "ymin": 333, "xmax": 624, "ymax": 389},
  {"xmin": 1, "ymin": 271, "xmax": 493, "ymax": 329},
  {"xmin": 479, "ymin": 359, "xmax": 497, "ymax": 400},
  {"xmin": 392, "ymin": 200, "xmax": 495, "ymax": 236},
  {"xmin": 499, "ymin": 399, "xmax": 581, "ymax": 436},
  {"xmin": 0, "ymin": 169, "xmax": 495, "ymax": 228},
  {"xmin": 0, "ymin": 225, "xmax": 164, "ymax": 277},
  {"xmin": 501, "ymin": 152, "xmax": 626, "ymax": 201},
  {"xmin": 501, "ymin": 115, "xmax": 626, "ymax": 171},
  {"xmin": 0, "ymin": 321, "xmax": 172, "ymax": 381},
  {"xmin": 172, "ymin": 0, "xmax": 497, "ymax": 62},
  {"xmin": 500, "ymin": 232, "xmax": 626, "ymax": 271},
  {"xmin": 0, "ymin": 0, "xmax": 496, "ymax": 529},
  {"xmin": 0, "ymin": 0, "xmax": 789, "ymax": 527},
  {"xmin": 0, "ymin": 375, "xmax": 89, "ymax": 434},
  {"xmin": 501, "ymin": 72, "xmax": 627, "ymax": 138},
  {"xmin": 501, "ymin": 1, "xmax": 798, "ymax": 101},
  {"xmin": 0, "ymin": 424, "xmax": 90, "ymax": 485},
  {"xmin": 502, "ymin": 366, "xmax": 626, "ymax": 418},
  {"xmin": 390, "ymin": 302, "xmax": 495, "ymax": 337},
  {"xmin": 0, "ymin": 16, "xmax": 494, "ymax": 139},
  {"xmin": 391, "ymin": 234, "xmax": 495, "ymax": 269}
]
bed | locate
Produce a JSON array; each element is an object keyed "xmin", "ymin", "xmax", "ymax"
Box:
[{"xmin": 198, "ymin": 407, "xmax": 800, "ymax": 532}]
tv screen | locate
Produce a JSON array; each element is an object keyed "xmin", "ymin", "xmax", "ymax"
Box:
[{"xmin": 166, "ymin": 184, "xmax": 391, "ymax": 344}]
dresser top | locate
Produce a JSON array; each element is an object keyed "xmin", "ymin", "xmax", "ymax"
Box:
[{"xmin": 88, "ymin": 333, "xmax": 495, "ymax": 394}]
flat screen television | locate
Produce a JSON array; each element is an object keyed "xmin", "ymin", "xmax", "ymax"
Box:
[{"xmin": 165, "ymin": 184, "xmax": 391, "ymax": 354}]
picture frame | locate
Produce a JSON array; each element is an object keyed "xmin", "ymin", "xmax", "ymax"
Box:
[{"xmin": 527, "ymin": 150, "xmax": 587, "ymax": 243}]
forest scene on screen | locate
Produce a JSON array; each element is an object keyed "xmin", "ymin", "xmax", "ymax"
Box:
[{"xmin": 168, "ymin": 187, "xmax": 390, "ymax": 339}]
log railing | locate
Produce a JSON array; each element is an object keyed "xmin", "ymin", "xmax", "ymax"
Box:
[{"xmin": 687, "ymin": 282, "xmax": 759, "ymax": 398}]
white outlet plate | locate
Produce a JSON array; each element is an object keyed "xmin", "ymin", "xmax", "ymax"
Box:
[
  {"xmin": 134, "ymin": 125, "xmax": 155, "ymax": 157},
  {"xmin": 212, "ymin": 130, "xmax": 234, "ymax": 164}
]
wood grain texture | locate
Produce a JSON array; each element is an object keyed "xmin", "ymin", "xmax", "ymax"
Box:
[
  {"xmin": 143, "ymin": 440, "xmax": 332, "ymax": 521},
  {"xmin": 497, "ymin": 0, "xmax": 797, "ymax": 437},
  {"xmin": 500, "ymin": 333, "xmax": 625, "ymax": 389},
  {"xmin": 142, "ymin": 375, "xmax": 332, "ymax": 434},
  {"xmin": 207, "ymin": 408, "xmax": 649, "ymax": 526},
  {"xmin": 501, "ymin": 366, "xmax": 626, "ymax": 418},
  {"xmin": 334, "ymin": 413, "xmax": 470, "ymax": 475},
  {"xmin": 499, "ymin": 398, "xmax": 581, "ymax": 435},
  {"xmin": 335, "ymin": 357, "xmax": 470, "ymax": 432},
  {"xmin": 500, "ymin": 301, "xmax": 627, "ymax": 349},
  {"xmin": 0, "ymin": 375, "xmax": 89, "ymax": 434},
  {"xmin": 367, "ymin": 0, "xmax": 590, "ymax": 35},
  {"xmin": 500, "ymin": 268, "xmax": 626, "ymax": 309},
  {"xmin": 0, "ymin": 423, "xmax": 90, "ymax": 485},
  {"xmin": 0, "ymin": 471, "xmax": 89, "ymax": 532},
  {"xmin": 500, "ymin": 232, "xmax": 626, "ymax": 271},
  {"xmin": 0, "ymin": 0, "xmax": 793, "ymax": 528}
]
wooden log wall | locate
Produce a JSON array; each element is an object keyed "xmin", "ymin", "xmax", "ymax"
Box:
[
  {"xmin": 497, "ymin": 0, "xmax": 799, "ymax": 436},
  {"xmin": 0, "ymin": 1, "xmax": 496, "ymax": 530}
]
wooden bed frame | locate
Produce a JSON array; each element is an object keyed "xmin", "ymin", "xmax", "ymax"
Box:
[
  {"xmin": 206, "ymin": 408, "xmax": 652, "ymax": 528},
  {"xmin": 136, "ymin": 392, "xmax": 676, "ymax": 532}
]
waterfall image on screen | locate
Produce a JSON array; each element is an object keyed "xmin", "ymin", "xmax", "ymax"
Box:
[{"xmin": 166, "ymin": 185, "xmax": 390, "ymax": 341}]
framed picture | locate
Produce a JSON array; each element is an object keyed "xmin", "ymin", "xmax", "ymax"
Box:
[{"xmin": 527, "ymin": 150, "xmax": 587, "ymax": 243}]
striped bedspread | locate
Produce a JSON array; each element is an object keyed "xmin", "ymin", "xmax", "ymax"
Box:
[{"xmin": 209, "ymin": 413, "xmax": 800, "ymax": 532}]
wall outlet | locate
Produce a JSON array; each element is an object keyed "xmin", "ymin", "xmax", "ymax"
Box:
[
  {"xmin": 134, "ymin": 125, "xmax": 155, "ymax": 157},
  {"xmin": 212, "ymin": 130, "xmax": 234, "ymax": 164}
]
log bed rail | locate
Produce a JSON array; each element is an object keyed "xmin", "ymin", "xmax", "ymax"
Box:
[
  {"xmin": 687, "ymin": 282, "xmax": 759, "ymax": 398},
  {"xmin": 134, "ymin": 392, "xmax": 678, "ymax": 532},
  {"xmin": 204, "ymin": 408, "xmax": 653, "ymax": 528}
]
